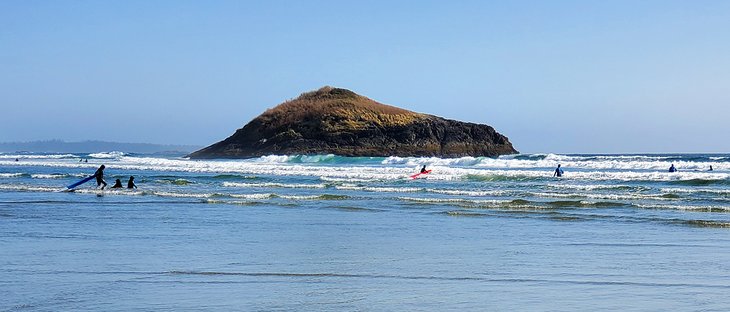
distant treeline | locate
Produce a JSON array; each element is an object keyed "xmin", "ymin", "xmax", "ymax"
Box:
[{"xmin": 0, "ymin": 140, "xmax": 200, "ymax": 154}]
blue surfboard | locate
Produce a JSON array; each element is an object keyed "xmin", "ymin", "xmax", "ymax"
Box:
[{"xmin": 67, "ymin": 175, "xmax": 95, "ymax": 189}]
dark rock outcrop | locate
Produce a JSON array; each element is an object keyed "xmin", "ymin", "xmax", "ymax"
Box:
[{"xmin": 188, "ymin": 87, "xmax": 517, "ymax": 158}]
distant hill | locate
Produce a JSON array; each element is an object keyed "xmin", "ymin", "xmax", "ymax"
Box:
[
  {"xmin": 189, "ymin": 86, "xmax": 517, "ymax": 158},
  {"xmin": 0, "ymin": 140, "xmax": 201, "ymax": 154}
]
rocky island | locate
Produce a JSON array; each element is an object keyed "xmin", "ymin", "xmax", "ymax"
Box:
[{"xmin": 188, "ymin": 87, "xmax": 517, "ymax": 159}]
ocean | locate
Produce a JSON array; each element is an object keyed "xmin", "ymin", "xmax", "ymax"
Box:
[{"xmin": 2, "ymin": 152, "xmax": 730, "ymax": 311}]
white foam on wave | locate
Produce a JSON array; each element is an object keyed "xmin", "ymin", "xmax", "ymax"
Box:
[
  {"xmin": 279, "ymin": 195, "xmax": 322, "ymax": 200},
  {"xmin": 382, "ymin": 156, "xmax": 482, "ymax": 167},
  {"xmin": 101, "ymin": 156, "xmax": 413, "ymax": 180},
  {"xmin": 88, "ymin": 151, "xmax": 125, "ymax": 159},
  {"xmin": 661, "ymin": 188, "xmax": 730, "ymax": 195},
  {"xmin": 335, "ymin": 185, "xmax": 423, "ymax": 193},
  {"xmin": 0, "ymin": 181, "xmax": 277, "ymax": 201},
  {"xmin": 223, "ymin": 182, "xmax": 327, "ymax": 189},
  {"xmin": 0, "ymin": 170, "xmax": 285, "ymax": 201},
  {"xmin": 0, "ymin": 154, "xmax": 77, "ymax": 159},
  {"xmin": 2, "ymin": 154, "xmax": 728, "ymax": 184},
  {"xmin": 0, "ymin": 173, "xmax": 25, "ymax": 178},
  {"xmin": 635, "ymin": 203, "xmax": 730, "ymax": 211},
  {"xmin": 256, "ymin": 155, "xmax": 294, "ymax": 163},
  {"xmin": 254, "ymin": 154, "xmax": 337, "ymax": 163},
  {"xmin": 152, "ymin": 191, "xmax": 215, "ymax": 198},
  {"xmin": 0, "ymin": 184, "xmax": 64, "ymax": 192},
  {"xmin": 319, "ymin": 176, "xmax": 374, "ymax": 183},
  {"xmin": 297, "ymin": 154, "xmax": 337, "ymax": 163},
  {"xmin": 462, "ymin": 169, "xmax": 729, "ymax": 182},
  {"xmin": 529, "ymin": 191, "xmax": 675, "ymax": 201},
  {"xmin": 561, "ymin": 170, "xmax": 728, "ymax": 181},
  {"xmin": 545, "ymin": 184, "xmax": 642, "ymax": 191},
  {"xmin": 426, "ymin": 189, "xmax": 509, "ymax": 196},
  {"xmin": 398, "ymin": 196, "xmax": 509, "ymax": 205},
  {"xmin": 30, "ymin": 174, "xmax": 68, "ymax": 179},
  {"xmin": 382, "ymin": 154, "xmax": 727, "ymax": 171},
  {"xmin": 155, "ymin": 178, "xmax": 194, "ymax": 185},
  {"xmin": 73, "ymin": 188, "xmax": 145, "ymax": 196},
  {"xmin": 230, "ymin": 193, "xmax": 275, "ymax": 199}
]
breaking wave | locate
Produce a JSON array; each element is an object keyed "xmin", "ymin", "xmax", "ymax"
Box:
[{"xmin": 88, "ymin": 151, "xmax": 126, "ymax": 159}]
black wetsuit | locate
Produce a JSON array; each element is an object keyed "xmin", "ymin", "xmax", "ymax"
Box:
[
  {"xmin": 95, "ymin": 167, "xmax": 107, "ymax": 189},
  {"xmin": 111, "ymin": 179, "xmax": 123, "ymax": 188},
  {"xmin": 127, "ymin": 178, "xmax": 136, "ymax": 189}
]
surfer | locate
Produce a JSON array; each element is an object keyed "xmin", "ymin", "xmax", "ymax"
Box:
[
  {"xmin": 15, "ymin": 158, "xmax": 19, "ymax": 162},
  {"xmin": 709, "ymin": 165, "xmax": 713, "ymax": 171},
  {"xmin": 127, "ymin": 176, "xmax": 137, "ymax": 189},
  {"xmin": 421, "ymin": 165, "xmax": 428, "ymax": 173},
  {"xmin": 111, "ymin": 179, "xmax": 123, "ymax": 188},
  {"xmin": 553, "ymin": 164, "xmax": 564, "ymax": 177},
  {"xmin": 94, "ymin": 165, "xmax": 107, "ymax": 189},
  {"xmin": 669, "ymin": 164, "xmax": 677, "ymax": 173}
]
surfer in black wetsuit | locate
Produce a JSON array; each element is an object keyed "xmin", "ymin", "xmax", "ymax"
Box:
[
  {"xmin": 553, "ymin": 164, "xmax": 563, "ymax": 177},
  {"xmin": 127, "ymin": 176, "xmax": 137, "ymax": 189},
  {"xmin": 709, "ymin": 165, "xmax": 713, "ymax": 171},
  {"xmin": 421, "ymin": 165, "xmax": 428, "ymax": 173},
  {"xmin": 111, "ymin": 179, "xmax": 123, "ymax": 188},
  {"xmin": 95, "ymin": 165, "xmax": 107, "ymax": 189},
  {"xmin": 669, "ymin": 164, "xmax": 677, "ymax": 173}
]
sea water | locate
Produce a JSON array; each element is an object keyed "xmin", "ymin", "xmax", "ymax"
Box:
[{"xmin": 1, "ymin": 152, "xmax": 730, "ymax": 311}]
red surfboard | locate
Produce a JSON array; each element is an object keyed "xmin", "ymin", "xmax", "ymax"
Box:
[{"xmin": 410, "ymin": 170, "xmax": 432, "ymax": 179}]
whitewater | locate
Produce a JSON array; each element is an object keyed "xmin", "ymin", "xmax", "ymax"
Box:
[{"xmin": 2, "ymin": 152, "xmax": 730, "ymax": 310}]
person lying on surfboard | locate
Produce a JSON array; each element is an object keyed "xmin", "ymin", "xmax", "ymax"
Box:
[{"xmin": 410, "ymin": 166, "xmax": 432, "ymax": 179}]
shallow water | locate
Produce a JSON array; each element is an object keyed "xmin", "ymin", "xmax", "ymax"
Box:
[{"xmin": 2, "ymin": 152, "xmax": 730, "ymax": 310}]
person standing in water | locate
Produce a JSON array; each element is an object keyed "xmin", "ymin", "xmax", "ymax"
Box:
[
  {"xmin": 111, "ymin": 179, "xmax": 123, "ymax": 188},
  {"xmin": 553, "ymin": 164, "xmax": 564, "ymax": 177},
  {"xmin": 669, "ymin": 164, "xmax": 677, "ymax": 172},
  {"xmin": 127, "ymin": 176, "xmax": 137, "ymax": 189},
  {"xmin": 94, "ymin": 165, "xmax": 107, "ymax": 189}
]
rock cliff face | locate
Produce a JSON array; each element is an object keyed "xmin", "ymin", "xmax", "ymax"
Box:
[{"xmin": 188, "ymin": 87, "xmax": 517, "ymax": 158}]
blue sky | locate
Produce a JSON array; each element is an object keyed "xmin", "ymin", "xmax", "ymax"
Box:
[{"xmin": 1, "ymin": 1, "xmax": 729, "ymax": 153}]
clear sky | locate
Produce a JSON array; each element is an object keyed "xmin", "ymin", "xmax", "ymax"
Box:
[{"xmin": 1, "ymin": 1, "xmax": 729, "ymax": 153}]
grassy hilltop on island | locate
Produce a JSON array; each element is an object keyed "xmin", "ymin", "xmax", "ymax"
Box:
[{"xmin": 189, "ymin": 86, "xmax": 517, "ymax": 158}]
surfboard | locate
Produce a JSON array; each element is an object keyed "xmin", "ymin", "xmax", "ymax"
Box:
[
  {"xmin": 410, "ymin": 170, "xmax": 432, "ymax": 179},
  {"xmin": 67, "ymin": 175, "xmax": 95, "ymax": 189}
]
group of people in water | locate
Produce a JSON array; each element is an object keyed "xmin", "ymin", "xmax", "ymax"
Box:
[
  {"xmin": 553, "ymin": 163, "xmax": 714, "ymax": 177},
  {"xmin": 93, "ymin": 164, "xmax": 136, "ymax": 190},
  {"xmin": 668, "ymin": 163, "xmax": 713, "ymax": 172},
  {"xmin": 81, "ymin": 162, "xmax": 722, "ymax": 188},
  {"xmin": 419, "ymin": 163, "xmax": 715, "ymax": 179}
]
